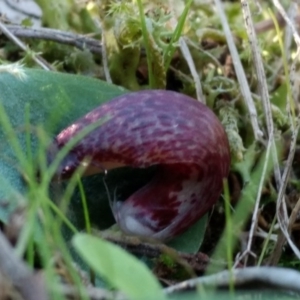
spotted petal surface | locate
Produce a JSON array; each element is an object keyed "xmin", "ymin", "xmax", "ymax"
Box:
[{"xmin": 50, "ymin": 90, "xmax": 230, "ymax": 241}]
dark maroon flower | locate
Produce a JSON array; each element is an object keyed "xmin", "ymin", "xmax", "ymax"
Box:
[{"xmin": 49, "ymin": 90, "xmax": 230, "ymax": 241}]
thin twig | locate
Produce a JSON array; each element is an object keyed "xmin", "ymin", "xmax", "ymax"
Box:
[
  {"xmin": 4, "ymin": 24, "xmax": 104, "ymax": 55},
  {"xmin": 164, "ymin": 267, "xmax": 300, "ymax": 294},
  {"xmin": 0, "ymin": 21, "xmax": 52, "ymax": 71}
]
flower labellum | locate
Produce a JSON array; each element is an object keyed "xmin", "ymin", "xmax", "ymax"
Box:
[{"xmin": 49, "ymin": 90, "xmax": 230, "ymax": 241}]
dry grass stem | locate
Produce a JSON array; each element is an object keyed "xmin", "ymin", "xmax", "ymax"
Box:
[
  {"xmin": 268, "ymin": 0, "xmax": 300, "ymax": 265},
  {"xmin": 0, "ymin": 21, "xmax": 52, "ymax": 71},
  {"xmin": 275, "ymin": 118, "xmax": 300, "ymax": 259},
  {"xmin": 214, "ymin": 0, "xmax": 263, "ymax": 140},
  {"xmin": 288, "ymin": 197, "xmax": 300, "ymax": 234},
  {"xmin": 273, "ymin": 0, "xmax": 300, "ymax": 47},
  {"xmin": 179, "ymin": 37, "xmax": 205, "ymax": 103},
  {"xmin": 234, "ymin": 0, "xmax": 282, "ymax": 266},
  {"xmin": 4, "ymin": 24, "xmax": 104, "ymax": 55},
  {"xmin": 164, "ymin": 266, "xmax": 300, "ymax": 294},
  {"xmin": 255, "ymin": 227, "xmax": 277, "ymax": 242},
  {"xmin": 234, "ymin": 137, "xmax": 273, "ymax": 266},
  {"xmin": 101, "ymin": 30, "xmax": 112, "ymax": 84}
]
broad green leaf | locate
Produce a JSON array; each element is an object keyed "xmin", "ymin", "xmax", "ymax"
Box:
[
  {"xmin": 73, "ymin": 233, "xmax": 167, "ymax": 300},
  {"xmin": 0, "ymin": 67, "xmax": 126, "ymax": 222}
]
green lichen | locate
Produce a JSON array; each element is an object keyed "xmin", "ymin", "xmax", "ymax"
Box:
[
  {"xmin": 219, "ymin": 104, "xmax": 245, "ymax": 163},
  {"xmin": 271, "ymin": 104, "xmax": 289, "ymax": 129}
]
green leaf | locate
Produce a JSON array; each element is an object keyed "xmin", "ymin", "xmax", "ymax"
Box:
[
  {"xmin": 167, "ymin": 214, "xmax": 208, "ymax": 254},
  {"xmin": 233, "ymin": 142, "xmax": 258, "ymax": 184},
  {"xmin": 0, "ymin": 67, "xmax": 126, "ymax": 222},
  {"xmin": 270, "ymin": 83, "xmax": 287, "ymax": 111},
  {"xmin": 73, "ymin": 233, "xmax": 167, "ymax": 300}
]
